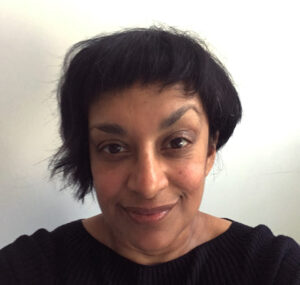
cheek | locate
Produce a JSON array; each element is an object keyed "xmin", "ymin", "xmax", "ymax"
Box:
[
  {"xmin": 92, "ymin": 166, "xmax": 126, "ymax": 203},
  {"xmin": 174, "ymin": 161, "xmax": 207, "ymax": 194}
]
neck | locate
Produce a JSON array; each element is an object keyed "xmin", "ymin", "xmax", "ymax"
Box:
[
  {"xmin": 83, "ymin": 212, "xmax": 231, "ymax": 265},
  {"xmin": 104, "ymin": 212, "xmax": 209, "ymax": 265}
]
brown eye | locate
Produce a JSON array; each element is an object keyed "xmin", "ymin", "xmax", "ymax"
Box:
[
  {"xmin": 168, "ymin": 137, "xmax": 189, "ymax": 149},
  {"xmin": 102, "ymin": 144, "xmax": 125, "ymax": 154}
]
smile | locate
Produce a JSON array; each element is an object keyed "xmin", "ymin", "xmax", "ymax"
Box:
[{"xmin": 122, "ymin": 203, "xmax": 177, "ymax": 224}]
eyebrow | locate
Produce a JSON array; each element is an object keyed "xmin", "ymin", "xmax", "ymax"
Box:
[
  {"xmin": 90, "ymin": 105, "xmax": 200, "ymax": 135},
  {"xmin": 159, "ymin": 105, "xmax": 200, "ymax": 130},
  {"xmin": 90, "ymin": 123, "xmax": 127, "ymax": 135}
]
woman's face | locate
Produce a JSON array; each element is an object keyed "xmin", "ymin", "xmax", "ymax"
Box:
[{"xmin": 88, "ymin": 83, "xmax": 216, "ymax": 253}]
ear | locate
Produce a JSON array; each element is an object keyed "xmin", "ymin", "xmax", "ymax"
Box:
[
  {"xmin": 205, "ymin": 132, "xmax": 219, "ymax": 176},
  {"xmin": 205, "ymin": 148, "xmax": 216, "ymax": 176}
]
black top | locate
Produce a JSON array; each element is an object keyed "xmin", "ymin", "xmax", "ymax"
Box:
[{"xmin": 0, "ymin": 219, "xmax": 299, "ymax": 284}]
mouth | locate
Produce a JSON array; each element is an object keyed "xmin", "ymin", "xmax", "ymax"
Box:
[{"xmin": 122, "ymin": 202, "xmax": 177, "ymax": 224}]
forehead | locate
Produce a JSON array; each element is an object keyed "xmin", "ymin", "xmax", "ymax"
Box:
[{"xmin": 89, "ymin": 83, "xmax": 203, "ymax": 122}]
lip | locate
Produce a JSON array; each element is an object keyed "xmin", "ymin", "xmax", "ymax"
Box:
[{"xmin": 122, "ymin": 202, "xmax": 177, "ymax": 224}]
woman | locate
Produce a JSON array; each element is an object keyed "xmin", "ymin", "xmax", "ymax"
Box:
[{"xmin": 0, "ymin": 27, "xmax": 299, "ymax": 284}]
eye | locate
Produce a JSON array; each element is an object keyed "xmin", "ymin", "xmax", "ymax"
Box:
[
  {"xmin": 102, "ymin": 143, "xmax": 126, "ymax": 154},
  {"xmin": 167, "ymin": 137, "xmax": 189, "ymax": 149}
]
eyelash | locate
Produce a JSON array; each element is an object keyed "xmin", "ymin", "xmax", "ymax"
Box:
[
  {"xmin": 101, "ymin": 143, "xmax": 127, "ymax": 154},
  {"xmin": 98, "ymin": 136, "xmax": 191, "ymax": 156},
  {"xmin": 165, "ymin": 137, "xmax": 190, "ymax": 150}
]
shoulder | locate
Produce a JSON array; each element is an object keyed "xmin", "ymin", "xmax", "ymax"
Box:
[
  {"xmin": 226, "ymin": 220, "xmax": 300, "ymax": 284},
  {"xmin": 230, "ymin": 221, "xmax": 300, "ymax": 256},
  {"xmin": 0, "ymin": 220, "xmax": 83, "ymax": 284}
]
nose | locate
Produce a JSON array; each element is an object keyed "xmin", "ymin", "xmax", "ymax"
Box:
[{"xmin": 127, "ymin": 149, "xmax": 168, "ymax": 199}]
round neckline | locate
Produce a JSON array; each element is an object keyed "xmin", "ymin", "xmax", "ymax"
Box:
[{"xmin": 77, "ymin": 218, "xmax": 237, "ymax": 268}]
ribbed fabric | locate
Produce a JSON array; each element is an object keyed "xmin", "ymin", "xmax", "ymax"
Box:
[{"xmin": 0, "ymin": 219, "xmax": 299, "ymax": 284}]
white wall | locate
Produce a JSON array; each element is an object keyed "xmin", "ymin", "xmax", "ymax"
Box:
[{"xmin": 1, "ymin": 0, "xmax": 299, "ymax": 247}]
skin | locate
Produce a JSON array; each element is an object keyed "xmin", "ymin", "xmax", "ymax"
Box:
[{"xmin": 83, "ymin": 83, "xmax": 232, "ymax": 265}]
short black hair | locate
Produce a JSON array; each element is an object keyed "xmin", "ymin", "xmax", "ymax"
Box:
[{"xmin": 50, "ymin": 26, "xmax": 242, "ymax": 201}]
